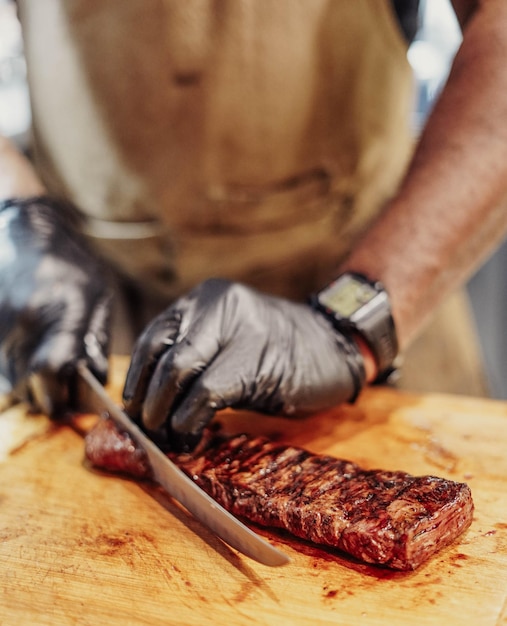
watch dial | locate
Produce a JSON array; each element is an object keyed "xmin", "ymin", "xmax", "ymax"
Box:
[{"xmin": 320, "ymin": 277, "xmax": 377, "ymax": 317}]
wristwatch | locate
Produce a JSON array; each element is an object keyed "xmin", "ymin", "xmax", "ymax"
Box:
[{"xmin": 311, "ymin": 272, "xmax": 399, "ymax": 382}]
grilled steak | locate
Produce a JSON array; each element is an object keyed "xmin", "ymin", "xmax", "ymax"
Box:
[{"xmin": 85, "ymin": 418, "xmax": 474, "ymax": 570}]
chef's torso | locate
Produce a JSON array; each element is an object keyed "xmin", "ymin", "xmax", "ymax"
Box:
[{"xmin": 18, "ymin": 0, "xmax": 414, "ymax": 301}]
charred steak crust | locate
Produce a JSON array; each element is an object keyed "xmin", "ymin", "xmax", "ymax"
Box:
[{"xmin": 85, "ymin": 419, "xmax": 474, "ymax": 570}]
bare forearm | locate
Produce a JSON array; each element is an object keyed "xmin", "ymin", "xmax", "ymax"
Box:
[
  {"xmin": 341, "ymin": 0, "xmax": 507, "ymax": 350},
  {"xmin": 0, "ymin": 135, "xmax": 45, "ymax": 201}
]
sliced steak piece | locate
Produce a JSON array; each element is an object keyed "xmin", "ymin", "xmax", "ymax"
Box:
[
  {"xmin": 84, "ymin": 417, "xmax": 152, "ymax": 479},
  {"xmin": 84, "ymin": 418, "xmax": 474, "ymax": 570}
]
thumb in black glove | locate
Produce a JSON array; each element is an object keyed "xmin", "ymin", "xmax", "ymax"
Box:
[
  {"xmin": 0, "ymin": 196, "xmax": 112, "ymax": 415},
  {"xmin": 123, "ymin": 278, "xmax": 365, "ymax": 441}
]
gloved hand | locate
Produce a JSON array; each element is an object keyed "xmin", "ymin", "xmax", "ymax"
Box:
[
  {"xmin": 0, "ymin": 196, "xmax": 112, "ymax": 415},
  {"xmin": 123, "ymin": 278, "xmax": 365, "ymax": 441}
]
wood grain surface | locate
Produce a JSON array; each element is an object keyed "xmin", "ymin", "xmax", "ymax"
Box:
[{"xmin": 1, "ymin": 356, "xmax": 506, "ymax": 626}]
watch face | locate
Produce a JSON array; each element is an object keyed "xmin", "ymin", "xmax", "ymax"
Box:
[{"xmin": 319, "ymin": 275, "xmax": 377, "ymax": 318}]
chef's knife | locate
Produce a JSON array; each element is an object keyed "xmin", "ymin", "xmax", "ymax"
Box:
[{"xmin": 75, "ymin": 362, "xmax": 290, "ymax": 567}]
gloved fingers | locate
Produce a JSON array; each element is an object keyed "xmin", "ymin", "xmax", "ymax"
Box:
[
  {"xmin": 25, "ymin": 330, "xmax": 77, "ymax": 415},
  {"xmin": 170, "ymin": 348, "xmax": 254, "ymax": 436},
  {"xmin": 84, "ymin": 290, "xmax": 113, "ymax": 384},
  {"xmin": 27, "ymin": 292, "xmax": 112, "ymax": 416},
  {"xmin": 122, "ymin": 309, "xmax": 183, "ymax": 420},
  {"xmin": 141, "ymin": 332, "xmax": 221, "ymax": 430},
  {"xmin": 0, "ymin": 196, "xmax": 114, "ymax": 415},
  {"xmin": 124, "ymin": 280, "xmax": 234, "ymax": 420}
]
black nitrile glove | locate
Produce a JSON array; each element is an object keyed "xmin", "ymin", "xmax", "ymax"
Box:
[
  {"xmin": 123, "ymin": 278, "xmax": 365, "ymax": 441},
  {"xmin": 0, "ymin": 196, "xmax": 112, "ymax": 415}
]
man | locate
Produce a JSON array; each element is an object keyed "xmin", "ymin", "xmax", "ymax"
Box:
[{"xmin": 1, "ymin": 1, "xmax": 506, "ymax": 444}]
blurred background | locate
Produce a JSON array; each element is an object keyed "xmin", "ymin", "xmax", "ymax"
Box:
[
  {"xmin": 0, "ymin": 0, "xmax": 29, "ymax": 148},
  {"xmin": 408, "ymin": 0, "xmax": 507, "ymax": 401},
  {"xmin": 0, "ymin": 0, "xmax": 505, "ymax": 398}
]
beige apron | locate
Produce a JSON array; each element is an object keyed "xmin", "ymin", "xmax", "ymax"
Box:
[
  {"xmin": 19, "ymin": 0, "xmax": 413, "ymax": 295},
  {"xmin": 18, "ymin": 0, "xmax": 488, "ymax": 396}
]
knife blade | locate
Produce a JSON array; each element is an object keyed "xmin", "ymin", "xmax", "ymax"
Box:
[{"xmin": 75, "ymin": 362, "xmax": 290, "ymax": 567}]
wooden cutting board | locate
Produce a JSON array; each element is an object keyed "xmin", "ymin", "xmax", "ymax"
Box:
[{"xmin": 1, "ymin": 356, "xmax": 506, "ymax": 626}]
